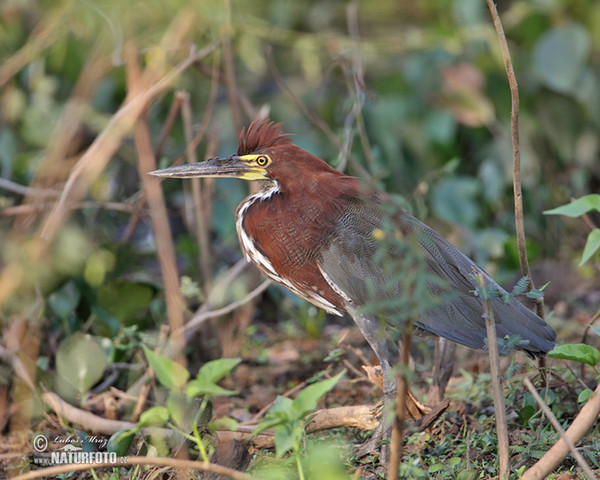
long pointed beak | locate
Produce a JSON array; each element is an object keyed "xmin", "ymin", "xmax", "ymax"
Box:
[{"xmin": 148, "ymin": 156, "xmax": 260, "ymax": 179}]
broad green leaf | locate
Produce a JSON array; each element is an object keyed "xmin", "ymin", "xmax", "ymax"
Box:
[
  {"xmin": 580, "ymin": 229, "xmax": 600, "ymax": 265},
  {"xmin": 48, "ymin": 281, "xmax": 80, "ymax": 320},
  {"xmin": 429, "ymin": 464, "xmax": 444, "ymax": 473},
  {"xmin": 138, "ymin": 406, "xmax": 169, "ymax": 428},
  {"xmin": 90, "ymin": 304, "xmax": 121, "ymax": 337},
  {"xmin": 533, "ymin": 23, "xmax": 591, "ymax": 94},
  {"xmin": 142, "ymin": 345, "xmax": 189, "ymax": 390},
  {"xmin": 543, "ymin": 194, "xmax": 600, "ymax": 218},
  {"xmin": 251, "ymin": 415, "xmax": 289, "ymax": 438},
  {"xmin": 107, "ymin": 429, "xmax": 136, "ymax": 456},
  {"xmin": 209, "ymin": 416, "xmax": 238, "ymax": 432},
  {"xmin": 186, "ymin": 379, "xmax": 237, "ymax": 398},
  {"xmin": 56, "ymin": 333, "xmax": 107, "ymax": 395},
  {"xmin": 252, "ymin": 396, "xmax": 294, "ymax": 437},
  {"xmin": 269, "ymin": 395, "xmax": 294, "ymax": 414},
  {"xmin": 290, "ymin": 370, "xmax": 345, "ymax": 420},
  {"xmin": 548, "ymin": 343, "xmax": 600, "ymax": 367},
  {"xmin": 97, "ymin": 280, "xmax": 154, "ymax": 323},
  {"xmin": 166, "ymin": 392, "xmax": 188, "ymax": 429},
  {"xmin": 273, "ymin": 422, "xmax": 298, "ymax": 457},
  {"xmin": 578, "ymin": 388, "xmax": 593, "ymax": 404},
  {"xmin": 456, "ymin": 470, "xmax": 478, "ymax": 480},
  {"xmin": 517, "ymin": 405, "xmax": 535, "ymax": 426},
  {"xmin": 197, "ymin": 358, "xmax": 241, "ymax": 384}
]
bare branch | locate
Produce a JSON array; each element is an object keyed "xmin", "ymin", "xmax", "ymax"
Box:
[
  {"xmin": 485, "ymin": 0, "xmax": 545, "ymax": 318},
  {"xmin": 478, "ymin": 272, "xmax": 510, "ymax": 479},
  {"xmin": 522, "ymin": 378, "xmax": 599, "ymax": 480},
  {"xmin": 12, "ymin": 454, "xmax": 258, "ymax": 480}
]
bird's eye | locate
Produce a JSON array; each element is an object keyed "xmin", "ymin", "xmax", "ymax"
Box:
[{"xmin": 256, "ymin": 155, "xmax": 269, "ymax": 166}]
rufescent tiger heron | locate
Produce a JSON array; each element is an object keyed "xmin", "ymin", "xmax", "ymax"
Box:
[{"xmin": 150, "ymin": 120, "xmax": 556, "ymax": 451}]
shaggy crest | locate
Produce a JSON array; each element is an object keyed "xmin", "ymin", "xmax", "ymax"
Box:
[{"xmin": 237, "ymin": 120, "xmax": 293, "ymax": 155}]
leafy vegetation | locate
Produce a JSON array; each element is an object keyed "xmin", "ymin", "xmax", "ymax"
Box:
[{"xmin": 1, "ymin": 0, "xmax": 599, "ymax": 479}]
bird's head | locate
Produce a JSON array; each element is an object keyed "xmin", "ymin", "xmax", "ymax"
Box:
[{"xmin": 148, "ymin": 120, "xmax": 344, "ymax": 190}]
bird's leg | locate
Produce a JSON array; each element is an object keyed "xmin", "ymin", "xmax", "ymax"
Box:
[
  {"xmin": 351, "ymin": 313, "xmax": 398, "ymax": 463},
  {"xmin": 427, "ymin": 338, "xmax": 457, "ymax": 404}
]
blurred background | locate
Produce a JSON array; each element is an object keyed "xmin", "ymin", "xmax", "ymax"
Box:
[{"xmin": 1, "ymin": 0, "xmax": 599, "ymax": 476}]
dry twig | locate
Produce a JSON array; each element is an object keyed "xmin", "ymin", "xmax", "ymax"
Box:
[
  {"xmin": 478, "ymin": 272, "xmax": 510, "ymax": 479},
  {"xmin": 181, "ymin": 279, "xmax": 271, "ymax": 340},
  {"xmin": 522, "ymin": 378, "xmax": 599, "ymax": 480},
  {"xmin": 134, "ymin": 107, "xmax": 186, "ymax": 362},
  {"xmin": 12, "ymin": 455, "xmax": 257, "ymax": 480},
  {"xmin": 388, "ymin": 332, "xmax": 411, "ymax": 479},
  {"xmin": 485, "ymin": 0, "xmax": 545, "ymax": 318}
]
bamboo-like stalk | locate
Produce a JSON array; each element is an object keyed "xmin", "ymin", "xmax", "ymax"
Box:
[
  {"xmin": 485, "ymin": 0, "xmax": 545, "ymax": 319},
  {"xmin": 478, "ymin": 273, "xmax": 510, "ymax": 480},
  {"xmin": 522, "ymin": 378, "xmax": 599, "ymax": 480}
]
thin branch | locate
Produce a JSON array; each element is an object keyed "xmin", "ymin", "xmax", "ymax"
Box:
[
  {"xmin": 181, "ymin": 279, "xmax": 271, "ymax": 340},
  {"xmin": 155, "ymin": 92, "xmax": 186, "ymax": 160},
  {"xmin": 134, "ymin": 114, "xmax": 186, "ymax": 361},
  {"xmin": 222, "ymin": 0, "xmax": 243, "ymax": 133},
  {"xmin": 0, "ymin": 178, "xmax": 60, "ymax": 198},
  {"xmin": 485, "ymin": 0, "xmax": 544, "ymax": 319},
  {"xmin": 39, "ymin": 41, "xmax": 218, "ymax": 242},
  {"xmin": 388, "ymin": 331, "xmax": 412, "ymax": 480},
  {"xmin": 11, "ymin": 455, "xmax": 258, "ymax": 480},
  {"xmin": 0, "ymin": 200, "xmax": 142, "ymax": 217},
  {"xmin": 478, "ymin": 272, "xmax": 510, "ymax": 479},
  {"xmin": 522, "ymin": 378, "xmax": 599, "ymax": 480},
  {"xmin": 177, "ymin": 91, "xmax": 213, "ymax": 291},
  {"xmin": 264, "ymin": 46, "xmax": 372, "ymax": 181}
]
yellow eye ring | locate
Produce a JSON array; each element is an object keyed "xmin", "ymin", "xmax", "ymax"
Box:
[{"xmin": 256, "ymin": 155, "xmax": 268, "ymax": 166}]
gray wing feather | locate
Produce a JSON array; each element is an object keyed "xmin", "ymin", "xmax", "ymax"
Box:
[{"xmin": 319, "ymin": 199, "xmax": 556, "ymax": 356}]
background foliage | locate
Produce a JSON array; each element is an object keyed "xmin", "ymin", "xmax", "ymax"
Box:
[{"xmin": 1, "ymin": 0, "xmax": 599, "ymax": 478}]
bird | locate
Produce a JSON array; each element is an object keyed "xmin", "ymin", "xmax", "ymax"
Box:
[{"xmin": 149, "ymin": 119, "xmax": 556, "ymax": 453}]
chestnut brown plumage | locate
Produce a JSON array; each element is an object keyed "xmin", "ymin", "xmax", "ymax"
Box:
[{"xmin": 150, "ymin": 120, "xmax": 556, "ymax": 451}]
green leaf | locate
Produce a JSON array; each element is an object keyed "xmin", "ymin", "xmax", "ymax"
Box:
[
  {"xmin": 186, "ymin": 379, "xmax": 237, "ymax": 398},
  {"xmin": 138, "ymin": 406, "xmax": 170, "ymax": 428},
  {"xmin": 273, "ymin": 422, "xmax": 299, "ymax": 457},
  {"xmin": 580, "ymin": 229, "xmax": 600, "ymax": 265},
  {"xmin": 517, "ymin": 405, "xmax": 535, "ymax": 426},
  {"xmin": 56, "ymin": 333, "xmax": 107, "ymax": 396},
  {"xmin": 431, "ymin": 176, "xmax": 481, "ymax": 226},
  {"xmin": 533, "ymin": 23, "xmax": 591, "ymax": 94},
  {"xmin": 252, "ymin": 396, "xmax": 294, "ymax": 437},
  {"xmin": 48, "ymin": 281, "xmax": 81, "ymax": 320},
  {"xmin": 548, "ymin": 343, "xmax": 600, "ymax": 367},
  {"xmin": 290, "ymin": 370, "xmax": 345, "ymax": 420},
  {"xmin": 107, "ymin": 429, "xmax": 136, "ymax": 456},
  {"xmin": 510, "ymin": 276, "xmax": 530, "ymax": 297},
  {"xmin": 166, "ymin": 392, "xmax": 188, "ymax": 429},
  {"xmin": 456, "ymin": 470, "xmax": 478, "ymax": 480},
  {"xmin": 526, "ymin": 282, "xmax": 550, "ymax": 299},
  {"xmin": 578, "ymin": 388, "xmax": 593, "ymax": 404},
  {"xmin": 543, "ymin": 194, "xmax": 600, "ymax": 217},
  {"xmin": 428, "ymin": 464, "xmax": 444, "ymax": 473},
  {"xmin": 197, "ymin": 358, "xmax": 241, "ymax": 384},
  {"xmin": 97, "ymin": 280, "xmax": 154, "ymax": 323},
  {"xmin": 209, "ymin": 416, "xmax": 238, "ymax": 432},
  {"xmin": 142, "ymin": 345, "xmax": 189, "ymax": 391}
]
